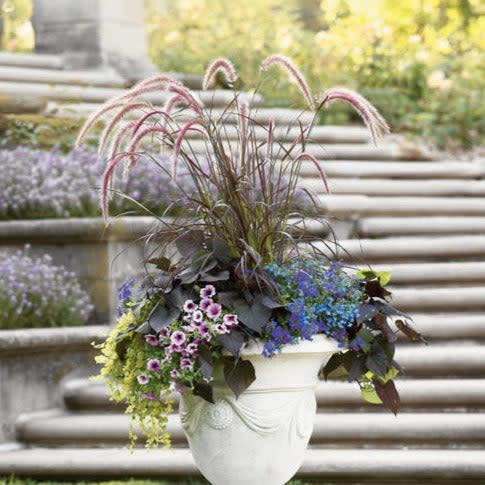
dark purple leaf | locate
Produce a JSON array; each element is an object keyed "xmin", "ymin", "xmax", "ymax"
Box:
[
  {"xmin": 395, "ymin": 319, "xmax": 427, "ymax": 343},
  {"xmin": 366, "ymin": 343, "xmax": 389, "ymax": 377},
  {"xmin": 198, "ymin": 344, "xmax": 213, "ymax": 381},
  {"xmin": 320, "ymin": 352, "xmax": 344, "ymax": 381},
  {"xmin": 148, "ymin": 305, "xmax": 180, "ymax": 332},
  {"xmin": 216, "ymin": 329, "xmax": 245, "ymax": 357},
  {"xmin": 192, "ymin": 380, "xmax": 214, "ymax": 403},
  {"xmin": 373, "ymin": 378, "xmax": 400, "ymax": 415},
  {"xmin": 223, "ymin": 358, "xmax": 256, "ymax": 398}
]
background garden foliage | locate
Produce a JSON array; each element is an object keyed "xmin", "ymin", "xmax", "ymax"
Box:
[
  {"xmin": 2, "ymin": 0, "xmax": 483, "ymax": 148},
  {"xmin": 145, "ymin": 0, "xmax": 484, "ymax": 148},
  {"xmin": 0, "ymin": 246, "xmax": 93, "ymax": 328}
]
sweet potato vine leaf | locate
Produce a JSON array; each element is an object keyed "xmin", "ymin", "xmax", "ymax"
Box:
[
  {"xmin": 223, "ymin": 358, "xmax": 256, "ymax": 398},
  {"xmin": 373, "ymin": 378, "xmax": 400, "ymax": 415}
]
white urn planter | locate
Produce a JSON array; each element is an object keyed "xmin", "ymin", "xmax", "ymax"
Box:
[{"xmin": 180, "ymin": 334, "xmax": 339, "ymax": 485}]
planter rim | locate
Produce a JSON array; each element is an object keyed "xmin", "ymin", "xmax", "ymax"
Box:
[{"xmin": 240, "ymin": 333, "xmax": 339, "ymax": 357}]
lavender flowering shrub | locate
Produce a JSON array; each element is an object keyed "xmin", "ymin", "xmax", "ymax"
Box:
[
  {"xmin": 0, "ymin": 147, "xmax": 196, "ymax": 220},
  {"xmin": 0, "ymin": 246, "xmax": 93, "ymax": 329}
]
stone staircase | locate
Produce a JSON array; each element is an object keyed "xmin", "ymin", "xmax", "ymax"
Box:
[{"xmin": 1, "ymin": 51, "xmax": 485, "ymax": 483}]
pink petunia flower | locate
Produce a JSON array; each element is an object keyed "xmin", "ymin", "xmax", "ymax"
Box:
[
  {"xmin": 145, "ymin": 334, "xmax": 159, "ymax": 346},
  {"xmin": 180, "ymin": 357, "xmax": 194, "ymax": 370},
  {"xmin": 200, "ymin": 285, "xmax": 216, "ymax": 299},
  {"xmin": 223, "ymin": 314, "xmax": 238, "ymax": 328},
  {"xmin": 192, "ymin": 310, "xmax": 203, "ymax": 322},
  {"xmin": 183, "ymin": 299, "xmax": 198, "ymax": 313},
  {"xmin": 199, "ymin": 298, "xmax": 213, "ymax": 312},
  {"xmin": 141, "ymin": 391, "xmax": 158, "ymax": 402},
  {"xmin": 206, "ymin": 303, "xmax": 222, "ymax": 320},
  {"xmin": 137, "ymin": 374, "xmax": 149, "ymax": 385},
  {"xmin": 147, "ymin": 359, "xmax": 161, "ymax": 372},
  {"xmin": 171, "ymin": 331, "xmax": 186, "ymax": 345}
]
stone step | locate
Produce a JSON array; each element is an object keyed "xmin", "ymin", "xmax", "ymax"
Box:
[
  {"xmin": 0, "ymin": 52, "xmax": 63, "ymax": 70},
  {"xmin": 411, "ymin": 313, "xmax": 485, "ymax": 339},
  {"xmin": 183, "ymin": 123, "xmax": 371, "ymax": 144},
  {"xmin": 390, "ymin": 286, "xmax": 485, "ymax": 312},
  {"xmin": 48, "ymin": 102, "xmax": 316, "ymax": 124},
  {"xmin": 1, "ymin": 447, "xmax": 484, "ymax": 482},
  {"xmin": 63, "ymin": 378, "xmax": 485, "ymax": 413},
  {"xmin": 184, "ymin": 138, "xmax": 433, "ymax": 161},
  {"xmin": 0, "ymin": 66, "xmax": 126, "ymax": 88},
  {"xmin": 371, "ymin": 261, "xmax": 485, "ymax": 285},
  {"xmin": 313, "ymin": 235, "xmax": 485, "ymax": 262},
  {"xmin": 358, "ymin": 216, "xmax": 485, "ymax": 236},
  {"xmin": 16, "ymin": 410, "xmax": 485, "ymax": 448},
  {"xmin": 0, "ymin": 81, "xmax": 261, "ymax": 108},
  {"xmin": 317, "ymin": 379, "xmax": 485, "ymax": 411},
  {"xmin": 300, "ymin": 159, "xmax": 485, "ymax": 179},
  {"xmin": 306, "ymin": 178, "xmax": 485, "ymax": 196},
  {"xmin": 396, "ymin": 343, "xmax": 485, "ymax": 377},
  {"xmin": 320, "ymin": 195, "xmax": 485, "ymax": 217}
]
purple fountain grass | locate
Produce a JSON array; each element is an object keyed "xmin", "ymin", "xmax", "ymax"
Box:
[
  {"xmin": 260, "ymin": 54, "xmax": 315, "ymax": 110},
  {"xmin": 167, "ymin": 84, "xmax": 204, "ymax": 115},
  {"xmin": 317, "ymin": 87, "xmax": 390, "ymax": 144},
  {"xmin": 98, "ymin": 102, "xmax": 150, "ymax": 156},
  {"xmin": 76, "ymin": 54, "xmax": 387, "ymax": 268},
  {"xmin": 172, "ymin": 119, "xmax": 206, "ymax": 181},
  {"xmin": 202, "ymin": 58, "xmax": 238, "ymax": 90},
  {"xmin": 293, "ymin": 153, "xmax": 330, "ymax": 193}
]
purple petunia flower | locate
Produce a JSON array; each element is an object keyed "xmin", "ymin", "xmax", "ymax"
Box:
[
  {"xmin": 168, "ymin": 342, "xmax": 183, "ymax": 353},
  {"xmin": 137, "ymin": 374, "xmax": 149, "ymax": 385},
  {"xmin": 223, "ymin": 314, "xmax": 238, "ymax": 327},
  {"xmin": 214, "ymin": 323, "xmax": 225, "ymax": 334},
  {"xmin": 199, "ymin": 298, "xmax": 213, "ymax": 312},
  {"xmin": 192, "ymin": 310, "xmax": 203, "ymax": 322},
  {"xmin": 180, "ymin": 357, "xmax": 194, "ymax": 370},
  {"xmin": 170, "ymin": 369, "xmax": 180, "ymax": 378},
  {"xmin": 185, "ymin": 342, "xmax": 199, "ymax": 355},
  {"xmin": 200, "ymin": 285, "xmax": 216, "ymax": 299},
  {"xmin": 183, "ymin": 299, "xmax": 197, "ymax": 313},
  {"xmin": 145, "ymin": 334, "xmax": 159, "ymax": 346},
  {"xmin": 147, "ymin": 358, "xmax": 161, "ymax": 372},
  {"xmin": 159, "ymin": 327, "xmax": 170, "ymax": 338},
  {"xmin": 206, "ymin": 303, "xmax": 222, "ymax": 320},
  {"xmin": 171, "ymin": 330, "xmax": 186, "ymax": 345},
  {"xmin": 141, "ymin": 391, "xmax": 158, "ymax": 402}
]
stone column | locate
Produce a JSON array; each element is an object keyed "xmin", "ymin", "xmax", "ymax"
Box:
[{"xmin": 31, "ymin": 0, "xmax": 155, "ymax": 79}]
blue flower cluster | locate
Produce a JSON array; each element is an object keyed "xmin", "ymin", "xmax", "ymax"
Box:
[{"xmin": 262, "ymin": 259, "xmax": 364, "ymax": 357}]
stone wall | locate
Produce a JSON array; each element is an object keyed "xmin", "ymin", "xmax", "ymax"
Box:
[
  {"xmin": 0, "ymin": 326, "xmax": 108, "ymax": 442},
  {"xmin": 0, "ymin": 217, "xmax": 162, "ymax": 323}
]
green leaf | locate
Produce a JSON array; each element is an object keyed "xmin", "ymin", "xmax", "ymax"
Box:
[
  {"xmin": 361, "ymin": 383, "xmax": 383, "ymax": 404},
  {"xmin": 223, "ymin": 358, "xmax": 256, "ymax": 398},
  {"xmin": 376, "ymin": 271, "xmax": 392, "ymax": 286},
  {"xmin": 366, "ymin": 343, "xmax": 389, "ymax": 377}
]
